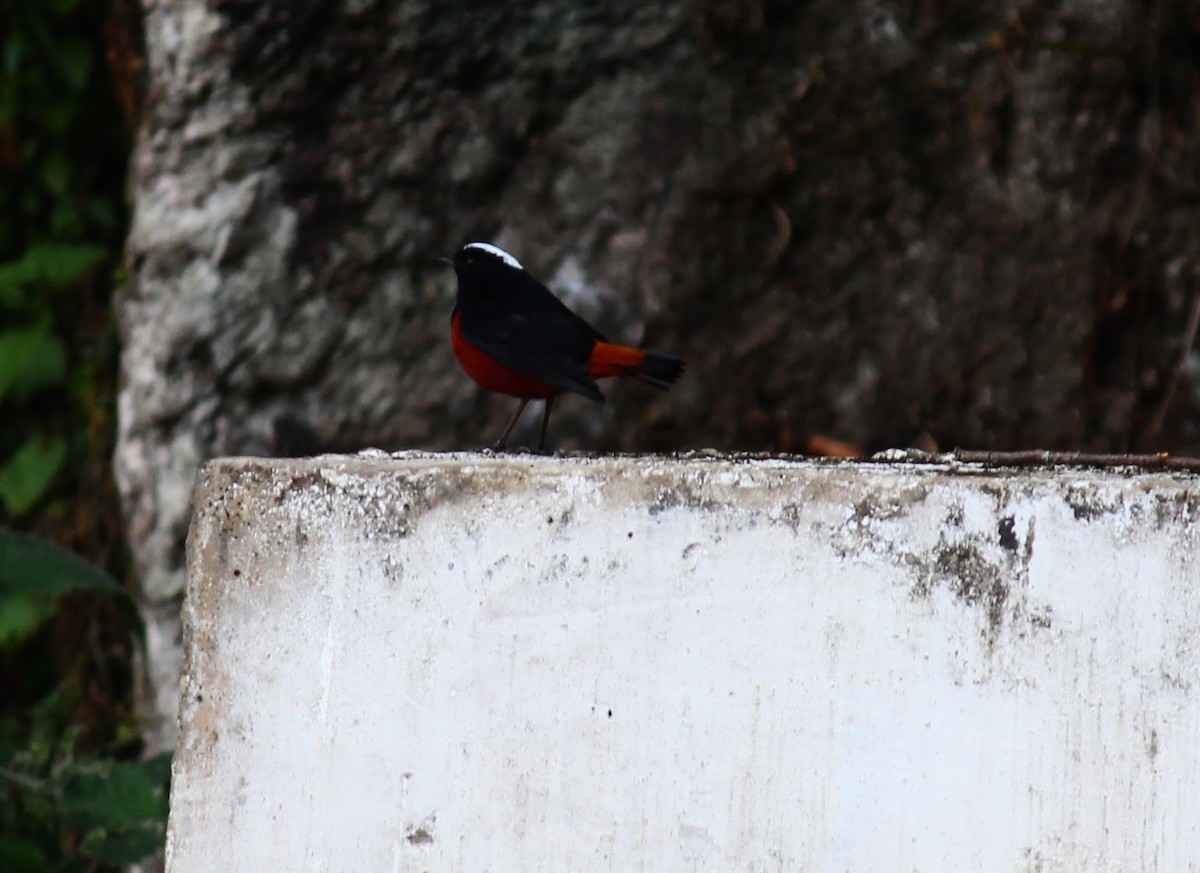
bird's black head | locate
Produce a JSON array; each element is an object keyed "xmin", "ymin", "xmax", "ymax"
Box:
[
  {"xmin": 446, "ymin": 241, "xmax": 526, "ymax": 277},
  {"xmin": 443, "ymin": 242, "xmax": 534, "ymax": 310}
]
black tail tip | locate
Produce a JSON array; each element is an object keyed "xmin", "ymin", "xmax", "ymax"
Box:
[{"xmin": 635, "ymin": 352, "xmax": 685, "ymax": 391}]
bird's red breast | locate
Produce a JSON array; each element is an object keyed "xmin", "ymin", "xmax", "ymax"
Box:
[
  {"xmin": 451, "ymin": 309, "xmax": 654, "ymax": 400},
  {"xmin": 451, "ymin": 309, "xmax": 565, "ymax": 399}
]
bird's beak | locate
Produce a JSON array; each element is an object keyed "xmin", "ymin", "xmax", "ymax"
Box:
[{"xmin": 435, "ymin": 255, "xmax": 454, "ymax": 267}]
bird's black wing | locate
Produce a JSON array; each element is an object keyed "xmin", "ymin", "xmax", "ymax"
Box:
[{"xmin": 457, "ymin": 274, "xmax": 608, "ymax": 402}]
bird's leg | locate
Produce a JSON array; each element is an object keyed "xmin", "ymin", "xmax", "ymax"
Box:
[
  {"xmin": 493, "ymin": 398, "xmax": 529, "ymax": 451},
  {"xmin": 538, "ymin": 398, "xmax": 555, "ymax": 451}
]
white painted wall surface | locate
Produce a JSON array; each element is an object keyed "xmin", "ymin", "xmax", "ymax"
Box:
[{"xmin": 169, "ymin": 453, "xmax": 1200, "ymax": 873}]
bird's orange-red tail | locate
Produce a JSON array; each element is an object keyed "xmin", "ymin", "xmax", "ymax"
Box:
[{"xmin": 588, "ymin": 341, "xmax": 684, "ymax": 390}]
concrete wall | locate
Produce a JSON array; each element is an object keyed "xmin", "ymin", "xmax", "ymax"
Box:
[{"xmin": 168, "ymin": 452, "xmax": 1200, "ymax": 872}]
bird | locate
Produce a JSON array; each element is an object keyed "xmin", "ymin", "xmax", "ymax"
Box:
[{"xmin": 443, "ymin": 241, "xmax": 684, "ymax": 450}]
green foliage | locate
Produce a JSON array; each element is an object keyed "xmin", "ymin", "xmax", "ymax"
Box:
[
  {"xmin": 0, "ymin": 243, "xmax": 108, "ymax": 308},
  {"xmin": 0, "ymin": 834, "xmax": 48, "ymax": 873},
  {"xmin": 0, "ymin": 529, "xmax": 124, "ymax": 599},
  {"xmin": 0, "ymin": 0, "xmax": 160, "ymax": 868},
  {"xmin": 0, "ymin": 530, "xmax": 162, "ymax": 869},
  {"xmin": 0, "ymin": 437, "xmax": 68, "ymax": 519},
  {"xmin": 0, "ymin": 528, "xmax": 128, "ymax": 644},
  {"xmin": 1, "ymin": 0, "xmax": 128, "ymax": 523},
  {"xmin": 0, "ymin": 696, "xmax": 170, "ymax": 871},
  {"xmin": 0, "ymin": 325, "xmax": 68, "ymax": 403},
  {"xmin": 0, "ymin": 592, "xmax": 56, "ymax": 651},
  {"xmin": 61, "ymin": 756, "xmax": 172, "ymax": 864}
]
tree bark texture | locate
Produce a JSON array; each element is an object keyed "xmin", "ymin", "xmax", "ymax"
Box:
[{"xmin": 118, "ymin": 0, "xmax": 1200, "ymax": 745}]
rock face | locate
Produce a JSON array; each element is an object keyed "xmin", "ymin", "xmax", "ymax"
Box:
[{"xmin": 118, "ymin": 0, "xmax": 1200, "ymax": 746}]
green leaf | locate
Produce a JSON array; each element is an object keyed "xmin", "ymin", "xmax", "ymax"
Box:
[
  {"xmin": 0, "ymin": 326, "xmax": 67, "ymax": 401},
  {"xmin": 60, "ymin": 759, "xmax": 166, "ymax": 828},
  {"xmin": 79, "ymin": 821, "xmax": 166, "ymax": 865},
  {"xmin": 87, "ymin": 197, "xmax": 119, "ymax": 233},
  {"xmin": 0, "ymin": 242, "xmax": 107, "ymax": 295},
  {"xmin": 0, "ymin": 528, "xmax": 123, "ymax": 598},
  {"xmin": 0, "ymin": 834, "xmax": 48, "ymax": 873},
  {"xmin": 54, "ymin": 37, "xmax": 92, "ymax": 93},
  {"xmin": 0, "ymin": 590, "xmax": 59, "ymax": 647},
  {"xmin": 0, "ymin": 437, "xmax": 67, "ymax": 516},
  {"xmin": 60, "ymin": 758, "xmax": 169, "ymax": 863},
  {"xmin": 139, "ymin": 751, "xmax": 175, "ymax": 786},
  {"xmin": 0, "ymin": 284, "xmax": 22, "ymax": 308},
  {"xmin": 40, "ymin": 99, "xmax": 77, "ymax": 136},
  {"xmin": 40, "ymin": 149, "xmax": 72, "ymax": 195},
  {"xmin": 0, "ymin": 718, "xmax": 21, "ymax": 764},
  {"xmin": 3, "ymin": 31, "xmax": 30, "ymax": 74}
]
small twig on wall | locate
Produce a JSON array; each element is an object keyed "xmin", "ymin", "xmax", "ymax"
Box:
[{"xmin": 1144, "ymin": 288, "xmax": 1200, "ymax": 440}]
